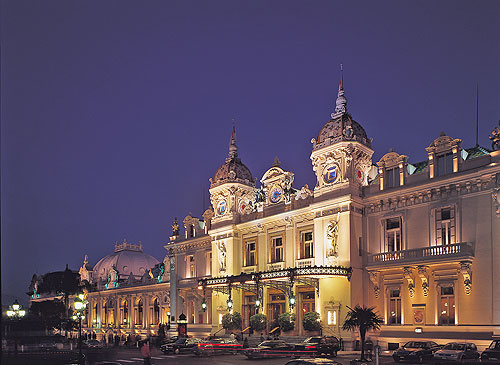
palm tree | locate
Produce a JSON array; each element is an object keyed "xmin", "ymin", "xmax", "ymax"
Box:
[{"xmin": 342, "ymin": 305, "xmax": 383, "ymax": 361}]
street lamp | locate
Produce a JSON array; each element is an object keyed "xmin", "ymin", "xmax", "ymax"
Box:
[
  {"xmin": 288, "ymin": 295, "xmax": 296, "ymax": 310},
  {"xmin": 73, "ymin": 293, "xmax": 87, "ymax": 365},
  {"xmin": 7, "ymin": 299, "xmax": 26, "ymax": 356},
  {"xmin": 255, "ymin": 298, "xmax": 261, "ymax": 313},
  {"xmin": 7, "ymin": 299, "xmax": 26, "ymax": 319}
]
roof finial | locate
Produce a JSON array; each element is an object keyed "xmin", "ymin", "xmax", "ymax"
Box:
[
  {"xmin": 228, "ymin": 119, "xmax": 238, "ymax": 159},
  {"xmin": 333, "ymin": 64, "xmax": 347, "ymax": 116}
]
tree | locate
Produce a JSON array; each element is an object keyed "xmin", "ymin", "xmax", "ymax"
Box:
[
  {"xmin": 278, "ymin": 312, "xmax": 296, "ymax": 332},
  {"xmin": 302, "ymin": 311, "xmax": 321, "ymax": 331},
  {"xmin": 342, "ymin": 305, "xmax": 383, "ymax": 361},
  {"xmin": 249, "ymin": 313, "xmax": 267, "ymax": 332}
]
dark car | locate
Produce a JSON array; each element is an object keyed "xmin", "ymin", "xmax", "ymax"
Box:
[
  {"xmin": 294, "ymin": 336, "xmax": 340, "ymax": 357},
  {"xmin": 393, "ymin": 341, "xmax": 442, "ymax": 363},
  {"xmin": 243, "ymin": 340, "xmax": 297, "ymax": 359},
  {"xmin": 194, "ymin": 338, "xmax": 242, "ymax": 356},
  {"xmin": 433, "ymin": 342, "xmax": 480, "ymax": 363},
  {"xmin": 160, "ymin": 337, "xmax": 201, "ymax": 354},
  {"xmin": 284, "ymin": 358, "xmax": 341, "ymax": 365},
  {"xmin": 481, "ymin": 340, "xmax": 500, "ymax": 363}
]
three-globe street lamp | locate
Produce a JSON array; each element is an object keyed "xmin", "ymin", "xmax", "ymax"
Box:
[
  {"xmin": 73, "ymin": 293, "xmax": 87, "ymax": 365},
  {"xmin": 7, "ymin": 299, "xmax": 26, "ymax": 356}
]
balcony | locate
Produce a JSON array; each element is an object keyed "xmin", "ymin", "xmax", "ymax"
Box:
[
  {"xmin": 367, "ymin": 242, "xmax": 474, "ymax": 268},
  {"xmin": 267, "ymin": 262, "xmax": 284, "ymax": 271},
  {"xmin": 295, "ymin": 258, "xmax": 314, "ymax": 268},
  {"xmin": 241, "ymin": 265, "xmax": 257, "ymax": 274}
]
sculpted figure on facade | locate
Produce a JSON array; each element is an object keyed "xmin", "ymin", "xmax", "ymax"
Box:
[
  {"xmin": 217, "ymin": 241, "xmax": 227, "ymax": 273},
  {"xmin": 326, "ymin": 213, "xmax": 340, "ymax": 258},
  {"xmin": 489, "ymin": 120, "xmax": 500, "ymax": 150}
]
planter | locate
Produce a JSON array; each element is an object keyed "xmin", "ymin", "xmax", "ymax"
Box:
[
  {"xmin": 282, "ymin": 329, "xmax": 298, "ymax": 336},
  {"xmin": 304, "ymin": 330, "xmax": 321, "ymax": 336}
]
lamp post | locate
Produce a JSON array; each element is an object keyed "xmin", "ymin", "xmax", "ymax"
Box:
[
  {"xmin": 7, "ymin": 299, "xmax": 26, "ymax": 356},
  {"xmin": 73, "ymin": 293, "xmax": 87, "ymax": 365}
]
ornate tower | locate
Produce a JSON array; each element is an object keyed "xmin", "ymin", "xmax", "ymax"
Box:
[
  {"xmin": 310, "ymin": 71, "xmax": 374, "ymax": 196},
  {"xmin": 209, "ymin": 124, "xmax": 255, "ymax": 225}
]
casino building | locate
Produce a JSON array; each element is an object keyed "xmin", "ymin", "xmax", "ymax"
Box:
[{"xmin": 33, "ymin": 77, "xmax": 500, "ymax": 348}]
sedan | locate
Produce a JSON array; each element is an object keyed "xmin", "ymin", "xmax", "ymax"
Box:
[
  {"xmin": 392, "ymin": 341, "xmax": 442, "ymax": 363},
  {"xmin": 481, "ymin": 340, "xmax": 500, "ymax": 363},
  {"xmin": 433, "ymin": 342, "xmax": 480, "ymax": 363},
  {"xmin": 243, "ymin": 340, "xmax": 298, "ymax": 359},
  {"xmin": 160, "ymin": 337, "xmax": 202, "ymax": 354},
  {"xmin": 194, "ymin": 338, "xmax": 242, "ymax": 356}
]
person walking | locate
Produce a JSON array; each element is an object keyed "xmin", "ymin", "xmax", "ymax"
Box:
[{"xmin": 141, "ymin": 340, "xmax": 151, "ymax": 365}]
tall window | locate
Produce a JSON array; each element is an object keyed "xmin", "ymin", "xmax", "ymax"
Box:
[
  {"xmin": 122, "ymin": 301, "xmax": 128, "ymax": 324},
  {"xmin": 385, "ymin": 217, "xmax": 402, "ymax": 252},
  {"xmin": 439, "ymin": 286, "xmax": 455, "ymax": 325},
  {"xmin": 188, "ymin": 255, "xmax": 196, "ymax": 277},
  {"xmin": 436, "ymin": 207, "xmax": 455, "ymax": 245},
  {"xmin": 386, "ymin": 167, "xmax": 400, "ymax": 188},
  {"xmin": 153, "ymin": 298, "xmax": 160, "ymax": 325},
  {"xmin": 270, "ymin": 236, "xmax": 284, "ymax": 263},
  {"xmin": 102, "ymin": 302, "xmax": 107, "ymax": 325},
  {"xmin": 244, "ymin": 240, "xmax": 256, "ymax": 266},
  {"xmin": 388, "ymin": 288, "xmax": 401, "ymax": 325},
  {"xmin": 437, "ymin": 152, "xmax": 453, "ymax": 176},
  {"xmin": 299, "ymin": 231, "xmax": 314, "ymax": 259},
  {"xmin": 137, "ymin": 299, "xmax": 143, "ymax": 325}
]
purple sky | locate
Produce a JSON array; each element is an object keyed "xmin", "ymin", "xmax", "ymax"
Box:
[{"xmin": 2, "ymin": 0, "xmax": 499, "ymax": 305}]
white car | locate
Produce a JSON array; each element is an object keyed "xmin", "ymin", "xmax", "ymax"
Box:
[{"xmin": 433, "ymin": 342, "xmax": 480, "ymax": 363}]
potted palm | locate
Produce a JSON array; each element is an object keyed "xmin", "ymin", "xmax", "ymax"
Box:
[
  {"xmin": 302, "ymin": 311, "xmax": 321, "ymax": 335},
  {"xmin": 342, "ymin": 305, "xmax": 383, "ymax": 362}
]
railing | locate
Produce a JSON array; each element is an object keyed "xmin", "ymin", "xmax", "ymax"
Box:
[
  {"xmin": 241, "ymin": 266, "xmax": 257, "ymax": 274},
  {"xmin": 367, "ymin": 242, "xmax": 474, "ymax": 266},
  {"xmin": 267, "ymin": 262, "xmax": 284, "ymax": 271},
  {"xmin": 295, "ymin": 258, "xmax": 314, "ymax": 268}
]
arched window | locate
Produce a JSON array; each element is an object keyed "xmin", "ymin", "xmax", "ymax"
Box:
[
  {"xmin": 137, "ymin": 299, "xmax": 143, "ymax": 325},
  {"xmin": 93, "ymin": 303, "xmax": 98, "ymax": 324},
  {"xmin": 103, "ymin": 302, "xmax": 107, "ymax": 324},
  {"xmin": 153, "ymin": 298, "xmax": 160, "ymax": 325},
  {"xmin": 123, "ymin": 301, "xmax": 128, "ymax": 324}
]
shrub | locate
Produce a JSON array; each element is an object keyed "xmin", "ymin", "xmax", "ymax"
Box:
[
  {"xmin": 249, "ymin": 313, "xmax": 267, "ymax": 331},
  {"xmin": 221, "ymin": 312, "xmax": 243, "ymax": 330},
  {"xmin": 302, "ymin": 311, "xmax": 321, "ymax": 331},
  {"xmin": 278, "ymin": 312, "xmax": 296, "ymax": 332},
  {"xmin": 221, "ymin": 313, "xmax": 233, "ymax": 329},
  {"xmin": 232, "ymin": 312, "xmax": 242, "ymax": 330}
]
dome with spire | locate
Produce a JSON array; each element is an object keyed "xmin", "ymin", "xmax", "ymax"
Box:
[
  {"xmin": 313, "ymin": 68, "xmax": 371, "ymax": 151},
  {"xmin": 210, "ymin": 124, "xmax": 254, "ymax": 188}
]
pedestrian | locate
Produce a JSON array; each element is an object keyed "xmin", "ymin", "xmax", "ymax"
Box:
[
  {"xmin": 141, "ymin": 340, "xmax": 151, "ymax": 365},
  {"xmin": 260, "ymin": 333, "xmax": 264, "ymax": 343},
  {"xmin": 243, "ymin": 337, "xmax": 249, "ymax": 348},
  {"xmin": 230, "ymin": 332, "xmax": 236, "ymax": 341}
]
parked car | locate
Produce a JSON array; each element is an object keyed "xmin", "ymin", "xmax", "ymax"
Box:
[
  {"xmin": 393, "ymin": 341, "xmax": 442, "ymax": 363},
  {"xmin": 194, "ymin": 338, "xmax": 242, "ymax": 356},
  {"xmin": 294, "ymin": 336, "xmax": 340, "ymax": 357},
  {"xmin": 481, "ymin": 340, "xmax": 500, "ymax": 363},
  {"xmin": 284, "ymin": 358, "xmax": 341, "ymax": 365},
  {"xmin": 433, "ymin": 342, "xmax": 480, "ymax": 363},
  {"xmin": 83, "ymin": 339, "xmax": 103, "ymax": 348},
  {"xmin": 160, "ymin": 337, "xmax": 201, "ymax": 354},
  {"xmin": 243, "ymin": 340, "xmax": 296, "ymax": 359}
]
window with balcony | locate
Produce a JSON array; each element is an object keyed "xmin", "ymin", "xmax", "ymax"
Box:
[
  {"xmin": 388, "ymin": 288, "xmax": 401, "ymax": 325},
  {"xmin": 270, "ymin": 236, "xmax": 284, "ymax": 263},
  {"xmin": 153, "ymin": 298, "xmax": 160, "ymax": 325},
  {"xmin": 384, "ymin": 217, "xmax": 402, "ymax": 252},
  {"xmin": 244, "ymin": 240, "xmax": 256, "ymax": 267},
  {"xmin": 439, "ymin": 286, "xmax": 455, "ymax": 325},
  {"xmin": 437, "ymin": 152, "xmax": 453, "ymax": 176},
  {"xmin": 299, "ymin": 230, "xmax": 314, "ymax": 259},
  {"xmin": 136, "ymin": 299, "xmax": 143, "ymax": 325},
  {"xmin": 385, "ymin": 167, "xmax": 400, "ymax": 188},
  {"xmin": 436, "ymin": 207, "xmax": 455, "ymax": 245}
]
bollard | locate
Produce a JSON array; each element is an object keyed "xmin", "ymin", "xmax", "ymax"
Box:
[{"xmin": 374, "ymin": 345, "xmax": 381, "ymax": 365}]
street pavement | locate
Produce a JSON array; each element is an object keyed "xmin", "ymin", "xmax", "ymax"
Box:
[{"xmin": 108, "ymin": 348, "xmax": 399, "ymax": 365}]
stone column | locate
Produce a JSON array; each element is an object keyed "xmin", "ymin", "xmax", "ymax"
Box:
[{"xmin": 169, "ymin": 256, "xmax": 177, "ymax": 330}]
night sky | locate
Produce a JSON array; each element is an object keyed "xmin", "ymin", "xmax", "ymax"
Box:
[{"xmin": 2, "ymin": 1, "xmax": 499, "ymax": 305}]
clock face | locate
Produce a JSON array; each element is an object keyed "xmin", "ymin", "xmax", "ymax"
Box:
[
  {"xmin": 323, "ymin": 164, "xmax": 341, "ymax": 184},
  {"xmin": 238, "ymin": 199, "xmax": 248, "ymax": 213},
  {"xmin": 216, "ymin": 200, "xmax": 227, "ymax": 215},
  {"xmin": 269, "ymin": 186, "xmax": 283, "ymax": 204},
  {"xmin": 355, "ymin": 166, "xmax": 364, "ymax": 183}
]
